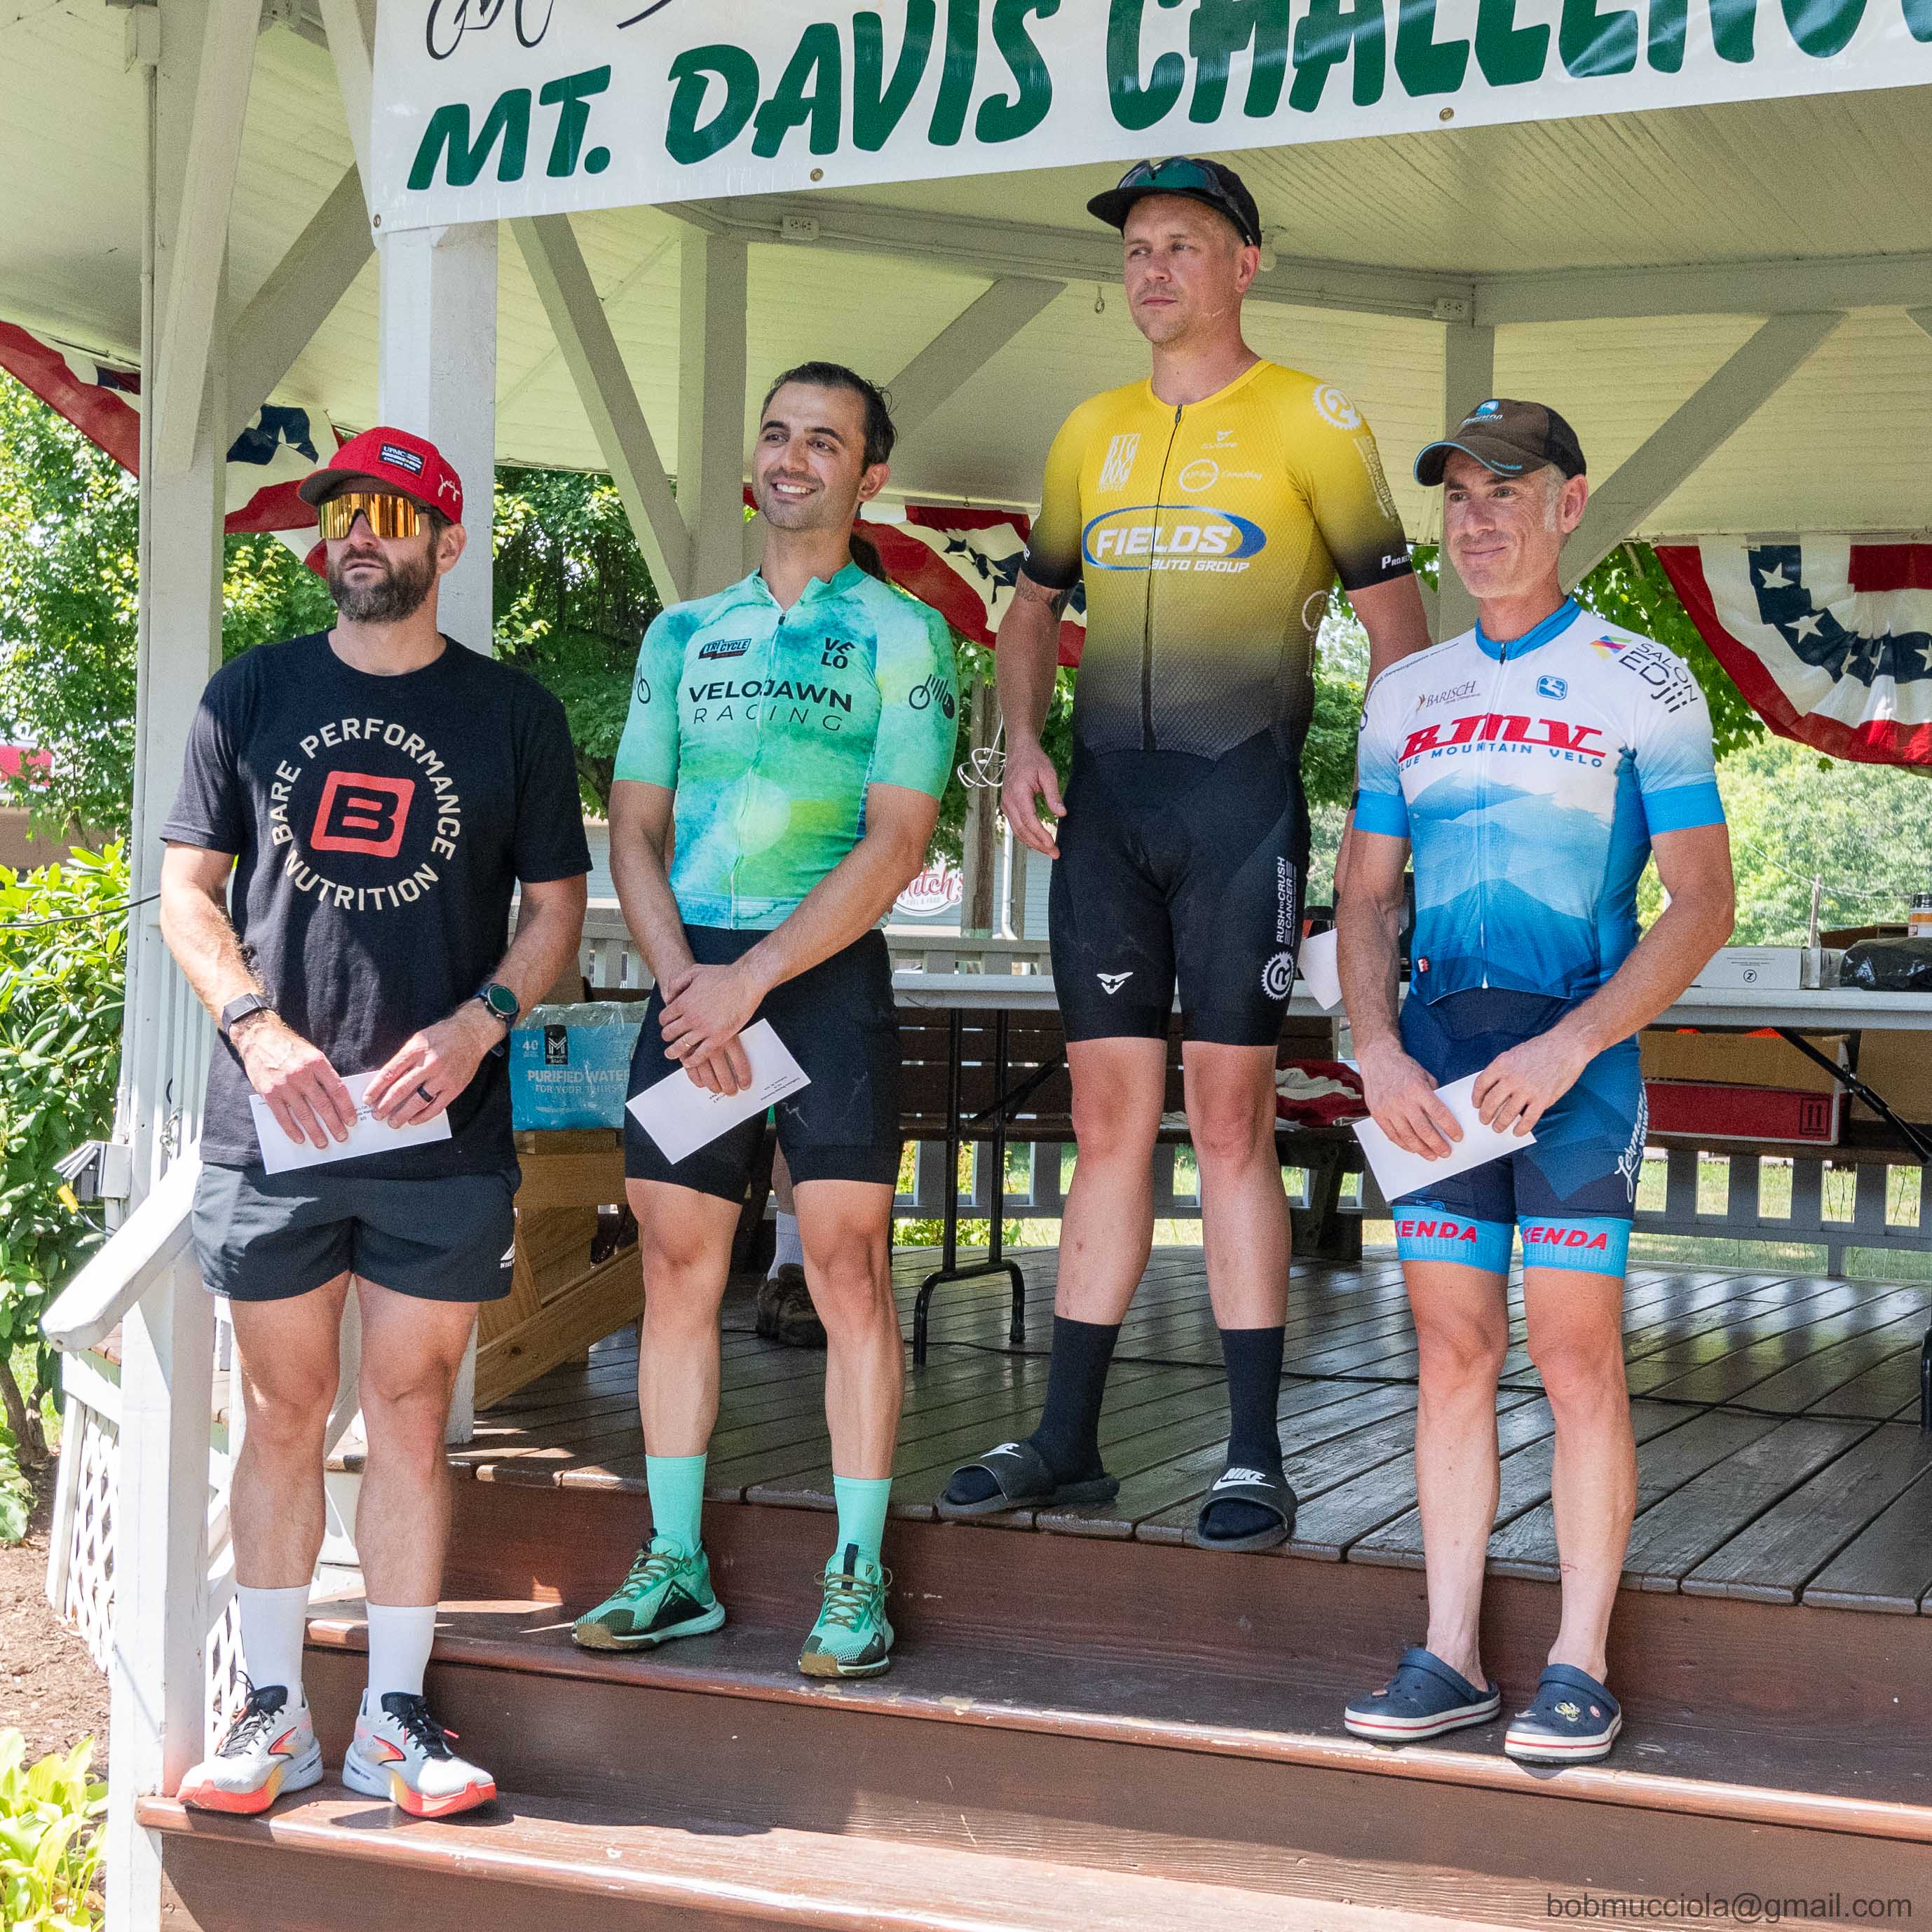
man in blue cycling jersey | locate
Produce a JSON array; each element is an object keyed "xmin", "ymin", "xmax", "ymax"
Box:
[
  {"xmin": 1338, "ymin": 399, "xmax": 1734, "ymax": 1764},
  {"xmin": 571, "ymin": 363, "xmax": 958, "ymax": 1679}
]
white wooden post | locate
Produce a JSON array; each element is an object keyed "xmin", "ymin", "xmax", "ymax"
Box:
[
  {"xmin": 372, "ymin": 222, "xmax": 498, "ymax": 1443},
  {"xmin": 118, "ymin": 0, "xmax": 233, "ymax": 1203},
  {"xmin": 376, "ymin": 224, "xmax": 498, "ymax": 653},
  {"xmin": 678, "ymin": 231, "xmax": 749, "ymax": 597},
  {"xmin": 106, "ymin": 1252, "xmax": 216, "ymax": 1932},
  {"xmin": 1434, "ymin": 320, "xmax": 1495, "ymax": 642}
]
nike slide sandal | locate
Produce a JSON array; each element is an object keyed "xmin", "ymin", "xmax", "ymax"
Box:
[
  {"xmin": 936, "ymin": 1438, "xmax": 1120, "ymax": 1519},
  {"xmin": 1185, "ymin": 1463, "xmax": 1298, "ymax": 1551}
]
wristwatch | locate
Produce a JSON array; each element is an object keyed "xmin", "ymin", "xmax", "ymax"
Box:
[
  {"xmin": 473, "ymin": 980, "xmax": 519, "ymax": 1055},
  {"xmin": 219, "ymin": 992, "xmax": 275, "ymax": 1042}
]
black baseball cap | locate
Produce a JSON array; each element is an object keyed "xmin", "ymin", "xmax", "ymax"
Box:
[
  {"xmin": 1087, "ymin": 156, "xmax": 1263, "ymax": 249},
  {"xmin": 1415, "ymin": 399, "xmax": 1587, "ymax": 487}
]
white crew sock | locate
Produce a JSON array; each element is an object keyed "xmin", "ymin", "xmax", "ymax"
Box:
[
  {"xmin": 237, "ymin": 1583, "xmax": 311, "ymax": 1708},
  {"xmin": 362, "ymin": 1603, "xmax": 437, "ymax": 1713},
  {"xmin": 768, "ymin": 1210, "xmax": 803, "ymax": 1276}
]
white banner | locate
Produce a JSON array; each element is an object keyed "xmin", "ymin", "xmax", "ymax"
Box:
[{"xmin": 371, "ymin": 0, "xmax": 1932, "ymax": 232}]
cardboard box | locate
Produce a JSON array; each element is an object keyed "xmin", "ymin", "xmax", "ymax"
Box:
[
  {"xmin": 1849, "ymin": 1027, "xmax": 1932, "ymax": 1127},
  {"xmin": 1645, "ymin": 1080, "xmax": 1840, "ymax": 1145},
  {"xmin": 1692, "ymin": 946, "xmax": 1803, "ymax": 990},
  {"xmin": 1640, "ymin": 1030, "xmax": 1846, "ymax": 1094}
]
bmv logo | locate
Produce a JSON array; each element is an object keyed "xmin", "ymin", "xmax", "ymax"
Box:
[
  {"xmin": 1537, "ymin": 674, "xmax": 1567, "ymax": 700},
  {"xmin": 1471, "ymin": 399, "xmax": 1502, "ymax": 417},
  {"xmin": 1082, "ymin": 505, "xmax": 1266, "ymax": 572}
]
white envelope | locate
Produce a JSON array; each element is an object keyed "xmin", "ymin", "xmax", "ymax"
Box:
[
  {"xmin": 1351, "ymin": 1073, "xmax": 1537, "ymax": 1202},
  {"xmin": 625, "ymin": 1019, "xmax": 811, "ymax": 1165},
  {"xmin": 1299, "ymin": 927, "xmax": 1342, "ymax": 1010},
  {"xmin": 249, "ymin": 1070, "xmax": 452, "ymax": 1176}
]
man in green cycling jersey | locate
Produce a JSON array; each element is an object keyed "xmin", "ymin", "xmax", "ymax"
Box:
[
  {"xmin": 573, "ymin": 362, "xmax": 957, "ymax": 1677},
  {"xmin": 944, "ymin": 158, "xmax": 1431, "ymax": 1549}
]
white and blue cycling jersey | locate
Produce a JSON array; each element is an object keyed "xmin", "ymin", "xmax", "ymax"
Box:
[{"xmin": 1353, "ymin": 598, "xmax": 1725, "ymax": 1007}]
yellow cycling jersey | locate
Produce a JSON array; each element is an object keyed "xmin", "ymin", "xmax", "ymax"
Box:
[{"xmin": 1022, "ymin": 360, "xmax": 1413, "ymax": 760}]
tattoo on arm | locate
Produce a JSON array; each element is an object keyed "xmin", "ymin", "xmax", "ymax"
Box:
[{"xmin": 1015, "ymin": 571, "xmax": 1071, "ymax": 618}]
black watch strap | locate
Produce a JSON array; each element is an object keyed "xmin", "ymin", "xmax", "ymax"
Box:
[{"xmin": 220, "ymin": 993, "xmax": 275, "ymax": 1041}]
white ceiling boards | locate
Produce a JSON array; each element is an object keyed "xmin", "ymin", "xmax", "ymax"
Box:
[{"xmin": 372, "ymin": 0, "xmax": 1932, "ymax": 232}]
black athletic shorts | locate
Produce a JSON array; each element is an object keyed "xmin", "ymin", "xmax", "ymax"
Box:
[
  {"xmin": 1049, "ymin": 728, "xmax": 1309, "ymax": 1046},
  {"xmin": 192, "ymin": 1163, "xmax": 519, "ymax": 1303},
  {"xmin": 623, "ymin": 925, "xmax": 904, "ymax": 1202}
]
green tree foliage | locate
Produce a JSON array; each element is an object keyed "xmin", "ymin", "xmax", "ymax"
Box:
[
  {"xmin": 930, "ymin": 637, "xmax": 1074, "ymax": 867},
  {"xmin": 0, "ymin": 377, "xmax": 140, "ymax": 836},
  {"xmin": 0, "ymin": 1731, "xmax": 107, "ymax": 1929},
  {"xmin": 0, "ymin": 845, "xmax": 126, "ymax": 1486},
  {"xmin": 492, "ymin": 465, "xmax": 663, "ymax": 810},
  {"xmin": 0, "ymin": 374, "xmax": 336, "ymax": 834},
  {"xmin": 1715, "ymin": 734, "xmax": 1932, "ymax": 943}
]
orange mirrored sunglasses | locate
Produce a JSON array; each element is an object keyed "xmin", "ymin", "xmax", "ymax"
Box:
[{"xmin": 317, "ymin": 491, "xmax": 425, "ymax": 541}]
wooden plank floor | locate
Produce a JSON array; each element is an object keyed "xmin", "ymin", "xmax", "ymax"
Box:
[{"xmin": 452, "ymin": 1246, "xmax": 1932, "ymax": 1614}]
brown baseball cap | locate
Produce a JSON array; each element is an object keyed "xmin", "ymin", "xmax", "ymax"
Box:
[{"xmin": 1414, "ymin": 399, "xmax": 1586, "ymax": 487}]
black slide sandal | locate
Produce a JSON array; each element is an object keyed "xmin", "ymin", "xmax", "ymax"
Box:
[
  {"xmin": 1186, "ymin": 1464, "xmax": 1298, "ymax": 1551},
  {"xmin": 937, "ymin": 1439, "xmax": 1120, "ymax": 1520}
]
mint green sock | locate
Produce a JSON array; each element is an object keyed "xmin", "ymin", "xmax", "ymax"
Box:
[
  {"xmin": 831, "ymin": 1474, "xmax": 892, "ymax": 1574},
  {"xmin": 646, "ymin": 1453, "xmax": 707, "ymax": 1556}
]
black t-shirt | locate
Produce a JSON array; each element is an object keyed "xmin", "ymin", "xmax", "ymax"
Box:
[{"xmin": 163, "ymin": 633, "xmax": 591, "ymax": 1174}]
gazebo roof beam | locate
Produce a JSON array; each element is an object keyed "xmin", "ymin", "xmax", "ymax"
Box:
[
  {"xmin": 1560, "ymin": 311, "xmax": 1842, "ymax": 590},
  {"xmin": 315, "ymin": 0, "xmax": 374, "ymax": 196},
  {"xmin": 1483, "ymin": 254, "xmax": 1932, "ymax": 325},
  {"xmin": 512, "ymin": 212, "xmax": 693, "ymax": 603},
  {"xmin": 886, "ymin": 277, "xmax": 1064, "ymax": 442},
  {"xmin": 665, "ymin": 194, "xmax": 1472, "ymax": 324},
  {"xmin": 149, "ymin": 0, "xmax": 259, "ymax": 475},
  {"xmin": 670, "ymin": 193, "xmax": 1932, "ymax": 327},
  {"xmin": 227, "ymin": 163, "xmax": 371, "ymax": 436}
]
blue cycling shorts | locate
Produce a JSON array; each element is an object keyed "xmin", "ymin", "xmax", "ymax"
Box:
[{"xmin": 1390, "ymin": 988, "xmax": 1645, "ymax": 1279}]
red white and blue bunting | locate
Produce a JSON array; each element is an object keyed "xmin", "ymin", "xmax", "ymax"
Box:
[
  {"xmin": 0, "ymin": 319, "xmax": 339, "ymax": 536},
  {"xmin": 857, "ymin": 505, "xmax": 1087, "ymax": 667},
  {"xmin": 1657, "ymin": 541, "xmax": 1932, "ymax": 766}
]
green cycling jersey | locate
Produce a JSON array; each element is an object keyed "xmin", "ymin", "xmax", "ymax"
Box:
[{"xmin": 613, "ymin": 562, "xmax": 959, "ymax": 929}]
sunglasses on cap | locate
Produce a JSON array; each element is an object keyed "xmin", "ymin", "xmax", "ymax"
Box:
[
  {"xmin": 1103, "ymin": 157, "xmax": 1263, "ymax": 245},
  {"xmin": 1116, "ymin": 156, "xmax": 1225, "ymax": 196},
  {"xmin": 317, "ymin": 490, "xmax": 430, "ymax": 542}
]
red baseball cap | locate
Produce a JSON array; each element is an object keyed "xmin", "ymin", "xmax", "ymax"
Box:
[{"xmin": 298, "ymin": 426, "xmax": 464, "ymax": 576}]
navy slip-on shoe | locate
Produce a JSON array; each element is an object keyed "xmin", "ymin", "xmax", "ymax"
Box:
[
  {"xmin": 1345, "ymin": 1646, "xmax": 1503, "ymax": 1745},
  {"xmin": 1504, "ymin": 1664, "xmax": 1622, "ymax": 1764}
]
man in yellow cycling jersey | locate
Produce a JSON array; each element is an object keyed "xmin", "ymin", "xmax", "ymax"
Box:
[{"xmin": 943, "ymin": 158, "xmax": 1430, "ymax": 1549}]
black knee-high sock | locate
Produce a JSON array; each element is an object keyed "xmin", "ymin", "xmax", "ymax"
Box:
[
  {"xmin": 1202, "ymin": 1325, "xmax": 1288, "ymax": 1539},
  {"xmin": 1219, "ymin": 1324, "xmax": 1286, "ymax": 1474},
  {"xmin": 1028, "ymin": 1314, "xmax": 1122, "ymax": 1479}
]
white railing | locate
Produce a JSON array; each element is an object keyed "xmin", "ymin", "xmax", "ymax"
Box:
[
  {"xmin": 40, "ymin": 1152, "xmax": 372, "ymax": 1932},
  {"xmin": 42, "ymin": 1162, "xmax": 223, "ymax": 1932},
  {"xmin": 578, "ymin": 904, "xmax": 1054, "ymax": 984}
]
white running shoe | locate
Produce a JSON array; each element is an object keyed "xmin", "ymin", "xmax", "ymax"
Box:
[
  {"xmin": 342, "ymin": 1692, "xmax": 496, "ymax": 1818},
  {"xmin": 177, "ymin": 1680, "xmax": 323, "ymax": 1816}
]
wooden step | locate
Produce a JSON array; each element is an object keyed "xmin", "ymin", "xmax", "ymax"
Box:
[
  {"xmin": 142, "ymin": 1785, "xmax": 1517, "ymax": 1932},
  {"xmin": 432, "ymin": 1481, "xmax": 1932, "ymax": 1750},
  {"xmin": 293, "ymin": 1597, "xmax": 1932, "ymax": 1927}
]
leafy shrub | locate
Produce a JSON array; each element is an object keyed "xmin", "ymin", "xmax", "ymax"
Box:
[
  {"xmin": 0, "ymin": 844, "xmax": 127, "ymax": 1496},
  {"xmin": 0, "ymin": 1731, "xmax": 107, "ymax": 1931}
]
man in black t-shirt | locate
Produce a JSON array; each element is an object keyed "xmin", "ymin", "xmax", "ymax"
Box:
[{"xmin": 162, "ymin": 426, "xmax": 589, "ymax": 1820}]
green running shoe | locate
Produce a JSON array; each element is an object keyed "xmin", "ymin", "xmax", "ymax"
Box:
[
  {"xmin": 797, "ymin": 1547, "xmax": 894, "ymax": 1679},
  {"xmin": 571, "ymin": 1539, "xmax": 726, "ymax": 1651}
]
